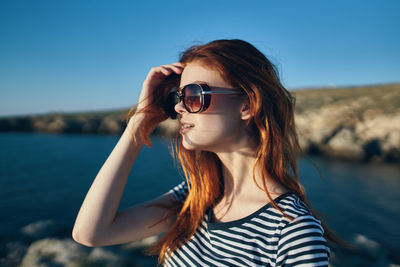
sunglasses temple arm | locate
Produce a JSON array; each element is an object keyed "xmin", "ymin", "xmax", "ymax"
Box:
[{"xmin": 201, "ymin": 90, "xmax": 242, "ymax": 95}]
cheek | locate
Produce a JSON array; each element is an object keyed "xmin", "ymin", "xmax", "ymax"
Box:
[
  {"xmin": 207, "ymin": 95, "xmax": 226, "ymax": 111},
  {"xmin": 207, "ymin": 95, "xmax": 239, "ymax": 114},
  {"xmin": 181, "ymin": 96, "xmax": 245, "ymax": 150},
  {"xmin": 194, "ymin": 98, "xmax": 242, "ymax": 137}
]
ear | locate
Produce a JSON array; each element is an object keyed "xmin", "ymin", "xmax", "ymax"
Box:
[{"xmin": 240, "ymin": 98, "xmax": 251, "ymax": 120}]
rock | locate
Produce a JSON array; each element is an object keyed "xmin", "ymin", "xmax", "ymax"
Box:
[
  {"xmin": 328, "ymin": 234, "xmax": 397, "ymax": 267},
  {"xmin": 354, "ymin": 234, "xmax": 381, "ymax": 251},
  {"xmin": 121, "ymin": 236, "xmax": 159, "ymax": 266},
  {"xmin": 354, "ymin": 112, "xmax": 400, "ymax": 161},
  {"xmin": 98, "ymin": 116, "xmax": 122, "ymax": 134},
  {"xmin": 295, "ymin": 84, "xmax": 400, "ymax": 162},
  {"xmin": 20, "ymin": 220, "xmax": 59, "ymax": 240},
  {"xmin": 153, "ymin": 119, "xmax": 179, "ymax": 138},
  {"xmin": 325, "ymin": 128, "xmax": 364, "ymax": 159},
  {"xmin": 46, "ymin": 116, "xmax": 67, "ymax": 133},
  {"xmin": 353, "ymin": 234, "xmax": 390, "ymax": 261},
  {"xmin": 20, "ymin": 238, "xmax": 88, "ymax": 267},
  {"xmin": 122, "ymin": 235, "xmax": 159, "ymax": 251},
  {"xmin": 81, "ymin": 119, "xmax": 101, "ymax": 133},
  {"xmin": 0, "ymin": 117, "xmax": 33, "ymax": 131},
  {"xmin": 381, "ymin": 127, "xmax": 400, "ymax": 162},
  {"xmin": 0, "ymin": 241, "xmax": 28, "ymax": 267},
  {"xmin": 87, "ymin": 247, "xmax": 136, "ymax": 267},
  {"xmin": 32, "ymin": 119, "xmax": 50, "ymax": 132},
  {"xmin": 17, "ymin": 236, "xmax": 156, "ymax": 267},
  {"xmin": 355, "ymin": 113, "xmax": 400, "ymax": 143}
]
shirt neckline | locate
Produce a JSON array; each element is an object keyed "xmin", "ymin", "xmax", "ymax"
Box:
[{"xmin": 207, "ymin": 191, "xmax": 294, "ymax": 230}]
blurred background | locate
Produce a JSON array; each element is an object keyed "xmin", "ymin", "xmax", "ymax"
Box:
[{"xmin": 0, "ymin": 0, "xmax": 399, "ymax": 266}]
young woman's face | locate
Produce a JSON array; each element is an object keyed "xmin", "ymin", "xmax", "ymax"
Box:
[{"xmin": 174, "ymin": 61, "xmax": 248, "ymax": 152}]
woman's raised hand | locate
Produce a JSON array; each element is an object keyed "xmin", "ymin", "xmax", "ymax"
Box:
[
  {"xmin": 72, "ymin": 63, "xmax": 185, "ymax": 247},
  {"xmin": 134, "ymin": 63, "xmax": 184, "ymax": 123}
]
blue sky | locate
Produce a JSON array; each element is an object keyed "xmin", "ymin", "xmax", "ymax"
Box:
[{"xmin": 0, "ymin": 0, "xmax": 399, "ymax": 117}]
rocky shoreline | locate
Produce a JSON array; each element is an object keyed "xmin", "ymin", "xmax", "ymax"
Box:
[
  {"xmin": 1, "ymin": 83, "xmax": 399, "ymax": 163},
  {"xmin": 1, "ymin": 219, "xmax": 398, "ymax": 266},
  {"xmin": 0, "ymin": 220, "xmax": 158, "ymax": 266}
]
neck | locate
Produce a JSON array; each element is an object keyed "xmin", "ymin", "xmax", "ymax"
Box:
[
  {"xmin": 210, "ymin": 136, "xmax": 288, "ymax": 223},
  {"xmin": 215, "ymin": 145, "xmax": 287, "ymax": 203},
  {"xmin": 216, "ymin": 148, "xmax": 260, "ymax": 197}
]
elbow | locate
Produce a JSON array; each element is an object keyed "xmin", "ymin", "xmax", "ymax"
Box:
[{"xmin": 72, "ymin": 227, "xmax": 100, "ymax": 247}]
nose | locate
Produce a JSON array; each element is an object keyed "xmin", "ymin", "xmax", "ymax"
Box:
[{"xmin": 174, "ymin": 99, "xmax": 186, "ymax": 115}]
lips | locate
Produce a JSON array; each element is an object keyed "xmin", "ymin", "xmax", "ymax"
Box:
[{"xmin": 179, "ymin": 121, "xmax": 194, "ymax": 134}]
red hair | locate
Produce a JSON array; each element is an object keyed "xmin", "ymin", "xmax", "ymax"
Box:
[{"xmin": 127, "ymin": 39, "xmax": 345, "ymax": 264}]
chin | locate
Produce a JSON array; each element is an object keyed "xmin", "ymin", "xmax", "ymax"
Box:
[
  {"xmin": 181, "ymin": 137, "xmax": 199, "ymax": 151},
  {"xmin": 181, "ymin": 135, "xmax": 212, "ymax": 151}
]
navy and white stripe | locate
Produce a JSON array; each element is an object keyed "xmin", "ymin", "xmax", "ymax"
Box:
[
  {"xmin": 170, "ymin": 181, "xmax": 189, "ymax": 204},
  {"xmin": 167, "ymin": 181, "xmax": 330, "ymax": 266}
]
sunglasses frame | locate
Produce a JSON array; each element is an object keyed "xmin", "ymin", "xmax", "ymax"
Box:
[{"xmin": 176, "ymin": 83, "xmax": 243, "ymax": 114}]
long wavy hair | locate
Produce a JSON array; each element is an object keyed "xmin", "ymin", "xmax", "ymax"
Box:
[{"xmin": 126, "ymin": 39, "xmax": 344, "ymax": 264}]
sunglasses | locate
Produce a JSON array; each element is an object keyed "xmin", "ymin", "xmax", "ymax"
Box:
[{"xmin": 163, "ymin": 83, "xmax": 243, "ymax": 119}]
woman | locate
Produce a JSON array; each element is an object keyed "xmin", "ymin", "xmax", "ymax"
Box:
[{"xmin": 73, "ymin": 39, "xmax": 333, "ymax": 266}]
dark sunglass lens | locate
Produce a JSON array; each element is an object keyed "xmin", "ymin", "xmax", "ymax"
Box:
[
  {"xmin": 174, "ymin": 91, "xmax": 180, "ymax": 105},
  {"xmin": 162, "ymin": 90, "xmax": 178, "ymax": 119},
  {"xmin": 184, "ymin": 84, "xmax": 202, "ymax": 112}
]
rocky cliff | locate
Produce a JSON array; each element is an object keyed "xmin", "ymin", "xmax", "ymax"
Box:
[
  {"xmin": 293, "ymin": 83, "xmax": 399, "ymax": 162},
  {"xmin": 0, "ymin": 83, "xmax": 399, "ymax": 162}
]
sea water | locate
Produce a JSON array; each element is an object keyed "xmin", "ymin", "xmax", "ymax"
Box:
[{"xmin": 0, "ymin": 132, "xmax": 399, "ymax": 260}]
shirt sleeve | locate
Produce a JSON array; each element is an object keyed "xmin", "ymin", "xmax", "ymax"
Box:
[
  {"xmin": 169, "ymin": 181, "xmax": 189, "ymax": 204},
  {"xmin": 276, "ymin": 215, "xmax": 330, "ymax": 267}
]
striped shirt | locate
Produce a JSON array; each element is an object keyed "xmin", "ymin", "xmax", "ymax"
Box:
[{"xmin": 166, "ymin": 182, "xmax": 330, "ymax": 266}]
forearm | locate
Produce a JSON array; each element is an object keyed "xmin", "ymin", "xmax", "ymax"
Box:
[
  {"xmin": 73, "ymin": 62, "xmax": 183, "ymax": 246},
  {"xmin": 73, "ymin": 117, "xmax": 143, "ymax": 245}
]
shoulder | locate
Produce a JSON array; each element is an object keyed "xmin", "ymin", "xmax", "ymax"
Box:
[
  {"xmin": 276, "ymin": 192, "xmax": 312, "ymax": 218},
  {"xmin": 274, "ymin": 193, "xmax": 330, "ymax": 266},
  {"xmin": 274, "ymin": 192, "xmax": 325, "ymax": 241},
  {"xmin": 169, "ymin": 181, "xmax": 189, "ymax": 204}
]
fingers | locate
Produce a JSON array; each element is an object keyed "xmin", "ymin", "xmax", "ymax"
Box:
[
  {"xmin": 159, "ymin": 66, "xmax": 173, "ymax": 76},
  {"xmin": 158, "ymin": 63, "xmax": 184, "ymax": 76},
  {"xmin": 142, "ymin": 62, "xmax": 184, "ymax": 89},
  {"xmin": 170, "ymin": 62, "xmax": 185, "ymax": 70}
]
